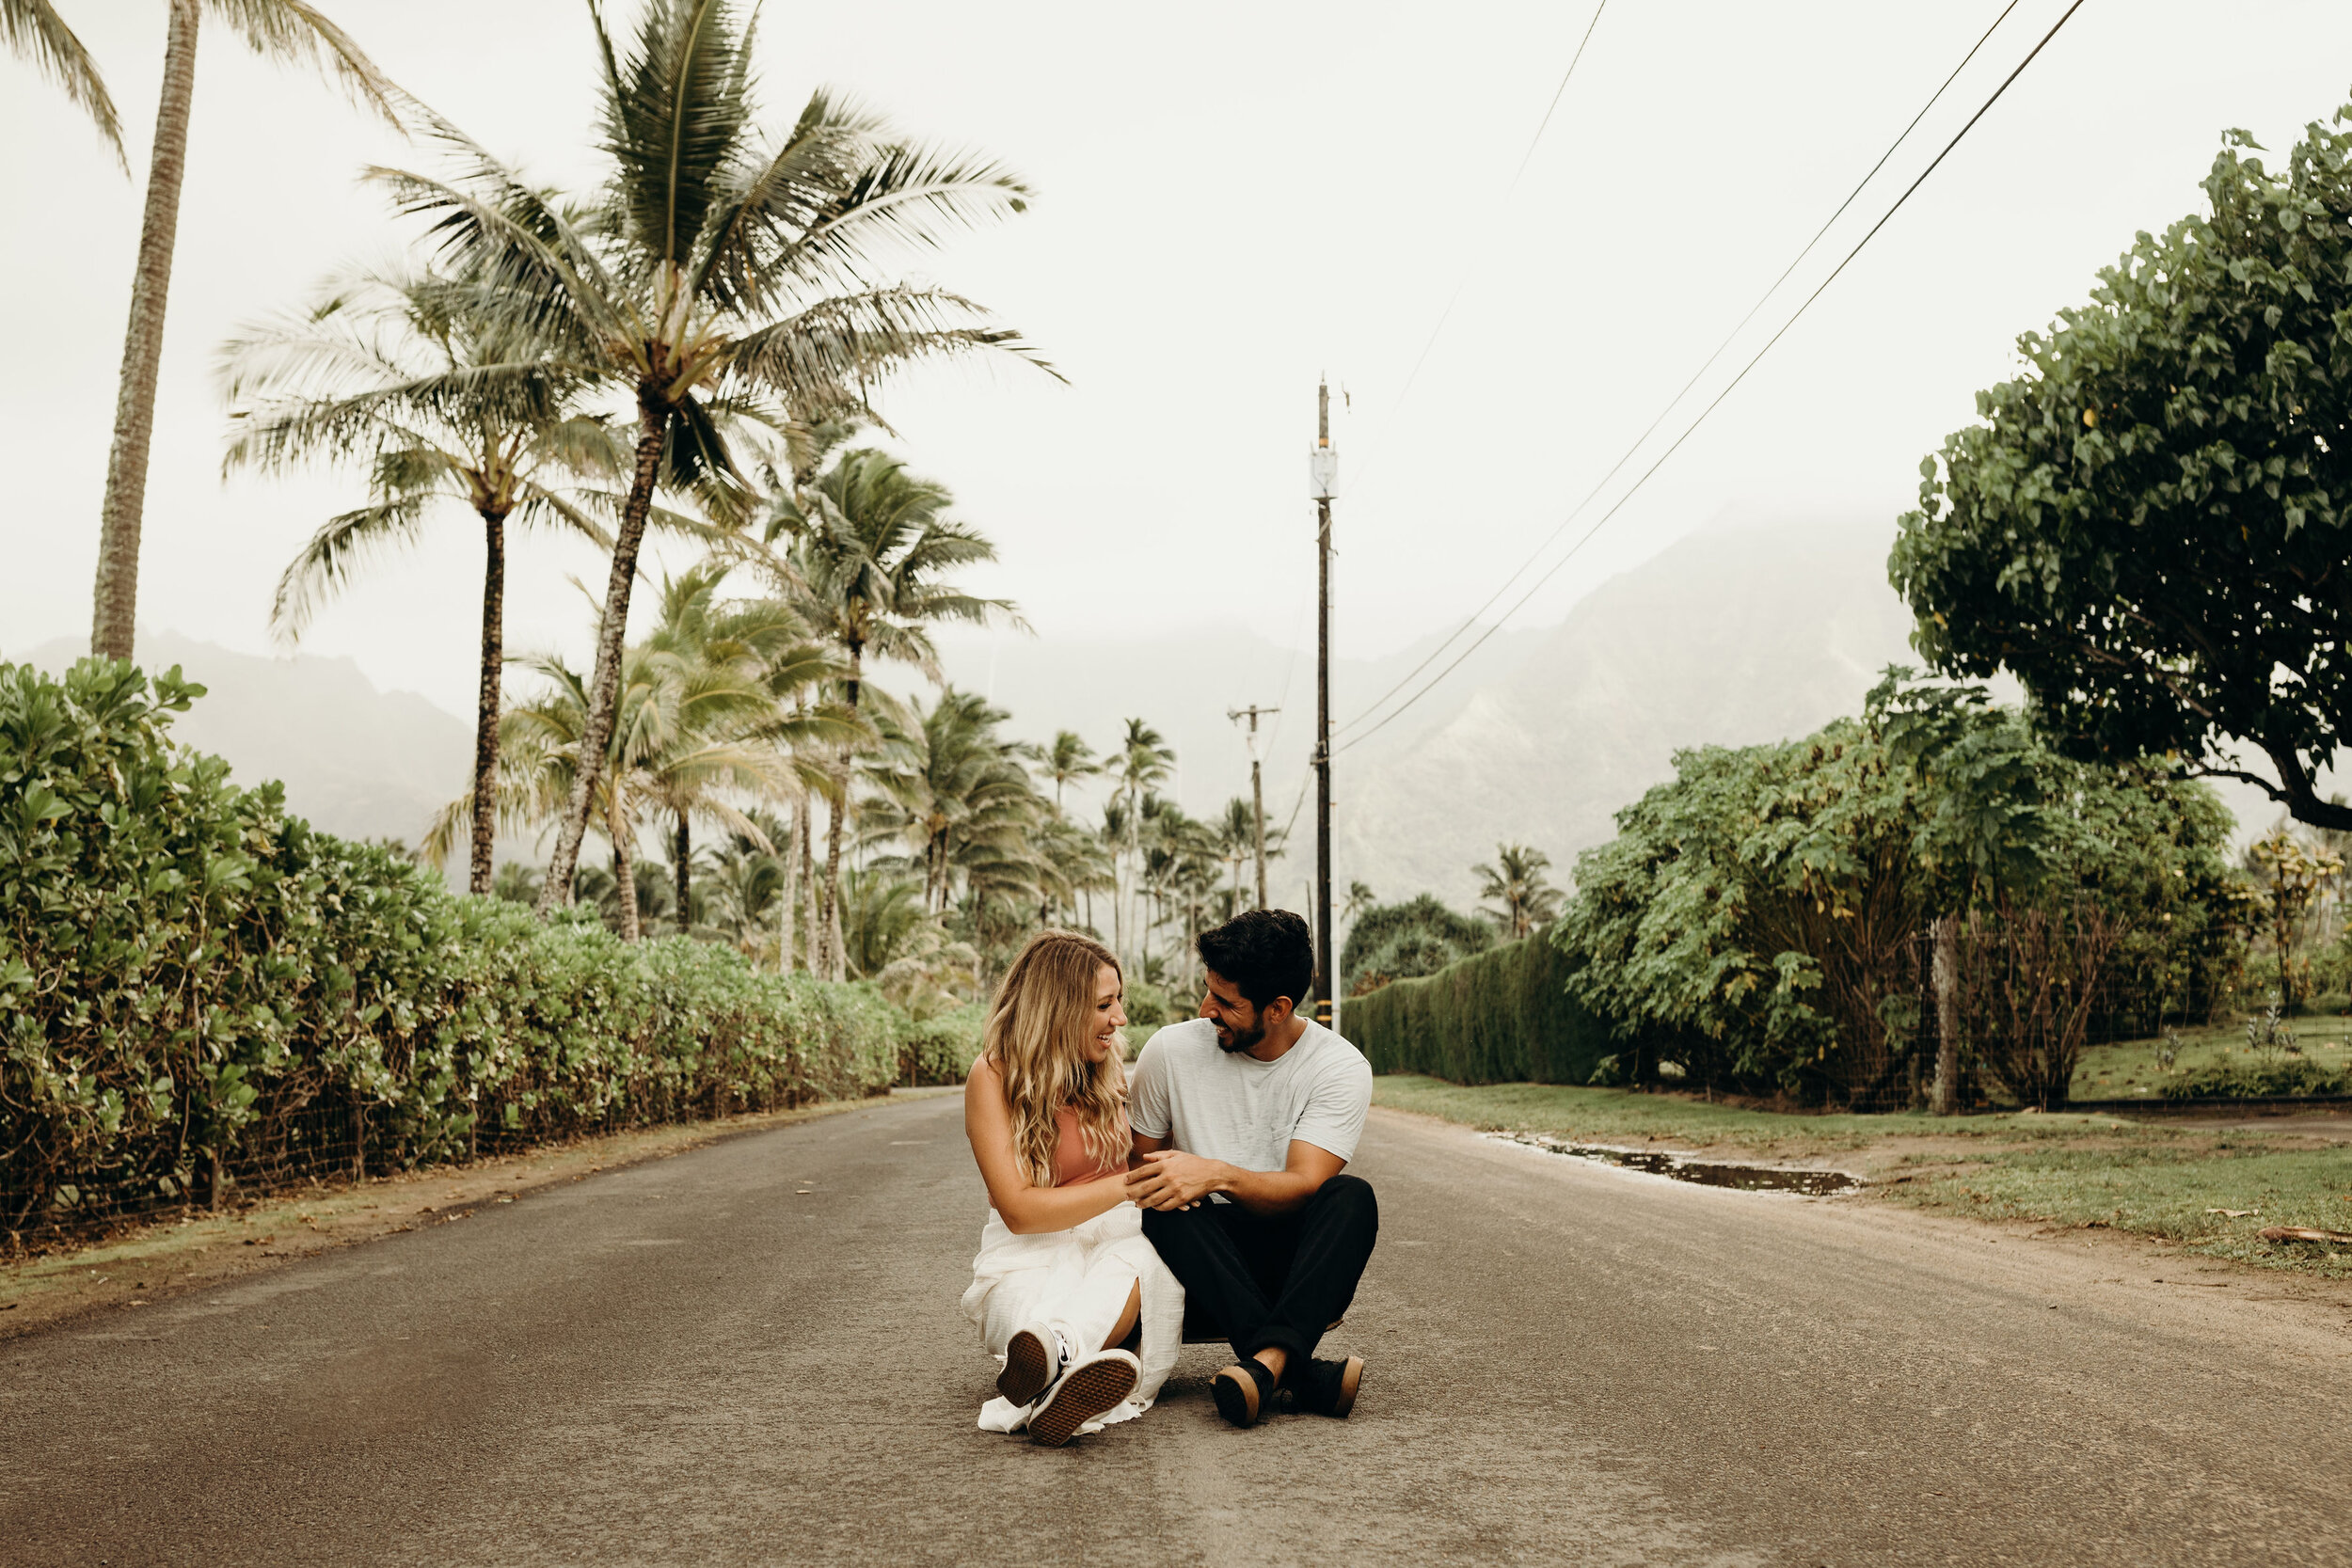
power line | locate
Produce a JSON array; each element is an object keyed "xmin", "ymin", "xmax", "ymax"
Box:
[
  {"xmin": 1336, "ymin": 0, "xmax": 2090, "ymax": 757},
  {"xmin": 1335, "ymin": 0, "xmax": 2031, "ymax": 742},
  {"xmin": 1347, "ymin": 0, "xmax": 1611, "ymax": 499}
]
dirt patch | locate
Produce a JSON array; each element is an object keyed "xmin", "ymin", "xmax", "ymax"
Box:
[{"xmin": 0, "ymin": 1094, "xmax": 925, "ymax": 1339}]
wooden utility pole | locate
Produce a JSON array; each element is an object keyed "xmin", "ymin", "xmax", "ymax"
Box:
[
  {"xmin": 1311, "ymin": 379, "xmax": 1337, "ymax": 1025},
  {"xmin": 1228, "ymin": 704, "xmax": 1279, "ymax": 908}
]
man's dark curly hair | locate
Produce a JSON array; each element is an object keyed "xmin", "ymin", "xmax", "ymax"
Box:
[{"xmin": 1196, "ymin": 909, "xmax": 1315, "ymax": 1012}]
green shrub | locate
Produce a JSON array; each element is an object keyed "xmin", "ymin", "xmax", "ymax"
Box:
[
  {"xmin": 2159, "ymin": 1057, "xmax": 2346, "ymax": 1100},
  {"xmin": 1344, "ymin": 931, "xmax": 1612, "ymax": 1085},
  {"xmin": 1343, "ymin": 895, "xmax": 1492, "ymax": 991},
  {"xmin": 0, "ymin": 658, "xmax": 923, "ymax": 1241},
  {"xmin": 898, "ymin": 1004, "xmax": 987, "ymax": 1085}
]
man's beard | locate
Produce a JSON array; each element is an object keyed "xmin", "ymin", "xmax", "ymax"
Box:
[{"xmin": 1216, "ymin": 1018, "xmax": 1265, "ymax": 1054}]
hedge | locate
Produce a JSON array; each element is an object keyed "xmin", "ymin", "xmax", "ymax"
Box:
[
  {"xmin": 0, "ymin": 658, "xmax": 930, "ymax": 1243},
  {"xmin": 1344, "ymin": 929, "xmax": 1613, "ymax": 1085}
]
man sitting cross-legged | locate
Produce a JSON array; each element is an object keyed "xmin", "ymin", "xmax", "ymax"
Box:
[{"xmin": 1125, "ymin": 910, "xmax": 1378, "ymax": 1428}]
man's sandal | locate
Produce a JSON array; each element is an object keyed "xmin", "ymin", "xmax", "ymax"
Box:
[
  {"xmin": 1292, "ymin": 1355, "xmax": 1364, "ymax": 1418},
  {"xmin": 1211, "ymin": 1358, "xmax": 1279, "ymax": 1428}
]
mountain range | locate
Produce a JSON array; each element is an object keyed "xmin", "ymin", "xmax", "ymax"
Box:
[{"xmin": 11, "ymin": 520, "xmax": 2304, "ymax": 912}]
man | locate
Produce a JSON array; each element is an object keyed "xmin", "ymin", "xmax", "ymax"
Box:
[{"xmin": 1125, "ymin": 909, "xmax": 1378, "ymax": 1428}]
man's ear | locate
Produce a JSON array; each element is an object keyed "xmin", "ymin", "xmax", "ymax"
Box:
[{"xmin": 1263, "ymin": 995, "xmax": 1295, "ymax": 1025}]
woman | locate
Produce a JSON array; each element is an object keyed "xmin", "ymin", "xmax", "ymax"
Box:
[{"xmin": 961, "ymin": 931, "xmax": 1183, "ymax": 1446}]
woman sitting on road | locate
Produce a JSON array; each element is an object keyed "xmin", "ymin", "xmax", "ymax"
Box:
[{"xmin": 961, "ymin": 930, "xmax": 1183, "ymax": 1446}]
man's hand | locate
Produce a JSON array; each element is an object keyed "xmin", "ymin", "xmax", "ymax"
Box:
[{"xmin": 1124, "ymin": 1149, "xmax": 1229, "ymax": 1212}]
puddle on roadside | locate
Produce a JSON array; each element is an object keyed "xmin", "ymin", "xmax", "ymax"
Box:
[{"xmin": 1490, "ymin": 1132, "xmax": 1862, "ymax": 1196}]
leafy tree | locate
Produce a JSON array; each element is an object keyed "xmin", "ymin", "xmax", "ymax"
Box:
[
  {"xmin": 91, "ymin": 0, "xmax": 400, "ymax": 662},
  {"xmin": 222, "ymin": 266, "xmax": 627, "ymax": 895},
  {"xmin": 382, "ymin": 0, "xmax": 1049, "ymax": 917},
  {"xmin": 1342, "ymin": 895, "xmax": 1492, "ymax": 995},
  {"xmin": 1892, "ymin": 108, "xmax": 2352, "ymax": 831},
  {"xmin": 1343, "ymin": 880, "xmax": 1376, "ymax": 926},
  {"xmin": 1555, "ymin": 701, "xmax": 2240, "ymax": 1105},
  {"xmin": 3, "ymin": 1, "xmax": 124, "ymax": 163},
  {"xmin": 1473, "ymin": 844, "xmax": 1564, "ymax": 939}
]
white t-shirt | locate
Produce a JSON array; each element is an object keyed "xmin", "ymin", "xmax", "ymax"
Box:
[{"xmin": 1128, "ymin": 1017, "xmax": 1373, "ymax": 1181}]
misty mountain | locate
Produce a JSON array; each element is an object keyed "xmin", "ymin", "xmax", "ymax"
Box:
[{"xmin": 17, "ymin": 629, "xmax": 472, "ymax": 852}]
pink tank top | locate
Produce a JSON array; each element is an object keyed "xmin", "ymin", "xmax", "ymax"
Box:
[{"xmin": 1052, "ymin": 1105, "xmax": 1128, "ymax": 1187}]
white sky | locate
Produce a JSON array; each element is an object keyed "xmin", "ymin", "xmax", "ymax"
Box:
[{"xmin": 7, "ymin": 0, "xmax": 2352, "ymax": 725}]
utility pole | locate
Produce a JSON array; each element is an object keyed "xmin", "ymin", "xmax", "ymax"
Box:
[
  {"xmin": 1227, "ymin": 704, "xmax": 1278, "ymax": 909},
  {"xmin": 1309, "ymin": 378, "xmax": 1338, "ymax": 1026}
]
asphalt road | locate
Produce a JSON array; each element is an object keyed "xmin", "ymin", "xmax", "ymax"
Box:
[{"xmin": 5, "ymin": 1094, "xmax": 2349, "ymax": 1567}]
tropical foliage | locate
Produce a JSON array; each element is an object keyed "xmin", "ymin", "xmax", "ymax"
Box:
[{"xmin": 372, "ymin": 0, "xmax": 1050, "ymax": 911}]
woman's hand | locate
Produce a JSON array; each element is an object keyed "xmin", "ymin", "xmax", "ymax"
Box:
[{"xmin": 1123, "ymin": 1149, "xmax": 1230, "ymax": 1212}]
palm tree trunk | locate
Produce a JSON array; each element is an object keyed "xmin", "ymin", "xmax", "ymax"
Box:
[
  {"xmin": 674, "ymin": 811, "xmax": 691, "ymax": 936},
  {"xmin": 91, "ymin": 0, "xmax": 199, "ymax": 661},
  {"xmin": 779, "ymin": 792, "xmax": 803, "ymax": 971},
  {"xmin": 817, "ymin": 644, "xmax": 862, "ymax": 981},
  {"xmin": 467, "ymin": 508, "xmax": 507, "ymax": 895},
  {"xmin": 538, "ymin": 394, "xmax": 665, "ymax": 915},
  {"xmin": 799, "ymin": 797, "xmax": 818, "ymax": 971},
  {"xmin": 612, "ymin": 793, "xmax": 640, "ymax": 942}
]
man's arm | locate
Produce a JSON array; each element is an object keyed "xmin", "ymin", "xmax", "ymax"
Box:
[{"xmin": 1126, "ymin": 1134, "xmax": 1344, "ymax": 1217}]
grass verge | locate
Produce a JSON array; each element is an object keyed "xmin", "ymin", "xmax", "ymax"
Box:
[{"xmin": 1375, "ymin": 1075, "xmax": 2352, "ymax": 1279}]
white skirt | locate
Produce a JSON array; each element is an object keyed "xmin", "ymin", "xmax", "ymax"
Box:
[{"xmin": 960, "ymin": 1201, "xmax": 1184, "ymax": 1434}]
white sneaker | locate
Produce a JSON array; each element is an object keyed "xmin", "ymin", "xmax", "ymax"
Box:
[
  {"xmin": 1027, "ymin": 1349, "xmax": 1142, "ymax": 1448},
  {"xmin": 997, "ymin": 1323, "xmax": 1061, "ymax": 1406}
]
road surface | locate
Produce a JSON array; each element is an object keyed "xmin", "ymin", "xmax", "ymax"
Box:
[{"xmin": 4, "ymin": 1094, "xmax": 2347, "ymax": 1566}]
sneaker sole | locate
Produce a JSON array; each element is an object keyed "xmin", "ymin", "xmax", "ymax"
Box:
[
  {"xmin": 1211, "ymin": 1365, "xmax": 1263, "ymax": 1428},
  {"xmin": 1028, "ymin": 1358, "xmax": 1140, "ymax": 1448},
  {"xmin": 997, "ymin": 1329, "xmax": 1055, "ymax": 1406},
  {"xmin": 1329, "ymin": 1355, "xmax": 1364, "ymax": 1419}
]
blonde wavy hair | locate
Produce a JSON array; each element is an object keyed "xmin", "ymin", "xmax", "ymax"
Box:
[{"xmin": 985, "ymin": 930, "xmax": 1129, "ymax": 1187}]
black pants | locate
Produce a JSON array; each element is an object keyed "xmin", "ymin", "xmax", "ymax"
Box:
[{"xmin": 1141, "ymin": 1174, "xmax": 1378, "ymax": 1363}]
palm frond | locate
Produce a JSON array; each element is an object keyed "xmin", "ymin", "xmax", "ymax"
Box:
[
  {"xmin": 208, "ymin": 0, "xmax": 403, "ymax": 129},
  {"xmin": 594, "ymin": 0, "xmax": 754, "ymax": 268},
  {"xmin": 730, "ymin": 285, "xmax": 1062, "ymax": 400},
  {"xmin": 270, "ymin": 494, "xmax": 430, "ymax": 643},
  {"xmin": 3, "ymin": 0, "xmax": 125, "ymax": 166}
]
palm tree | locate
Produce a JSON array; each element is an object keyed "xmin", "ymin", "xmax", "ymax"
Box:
[
  {"xmin": 221, "ymin": 266, "xmax": 627, "ymax": 895},
  {"xmin": 91, "ymin": 0, "xmax": 401, "ymax": 662},
  {"xmin": 861, "ymin": 688, "xmax": 1044, "ymax": 917},
  {"xmin": 377, "ymin": 0, "xmax": 1051, "ymax": 921},
  {"xmin": 3, "ymin": 1, "xmax": 124, "ymax": 165},
  {"xmin": 760, "ymin": 447, "xmax": 1020, "ymax": 976},
  {"xmin": 1473, "ymin": 843, "xmax": 1565, "ymax": 940},
  {"xmin": 1110, "ymin": 719, "xmax": 1173, "ymax": 963},
  {"xmin": 1343, "ymin": 879, "xmax": 1377, "ymax": 925},
  {"xmin": 1040, "ymin": 730, "xmax": 1101, "ymax": 814},
  {"xmin": 633, "ymin": 567, "xmax": 850, "ymax": 934}
]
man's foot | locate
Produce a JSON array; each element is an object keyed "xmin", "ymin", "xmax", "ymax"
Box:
[
  {"xmin": 1211, "ymin": 1358, "xmax": 1278, "ymax": 1428},
  {"xmin": 1027, "ymin": 1350, "xmax": 1141, "ymax": 1447},
  {"xmin": 1291, "ymin": 1354, "xmax": 1364, "ymax": 1418},
  {"xmin": 997, "ymin": 1324, "xmax": 1061, "ymax": 1406}
]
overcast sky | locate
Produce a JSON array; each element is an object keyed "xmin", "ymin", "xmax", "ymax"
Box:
[{"xmin": 7, "ymin": 0, "xmax": 2352, "ymax": 726}]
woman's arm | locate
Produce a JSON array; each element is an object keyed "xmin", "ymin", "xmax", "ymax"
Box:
[{"xmin": 964, "ymin": 1059, "xmax": 1133, "ymax": 1235}]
